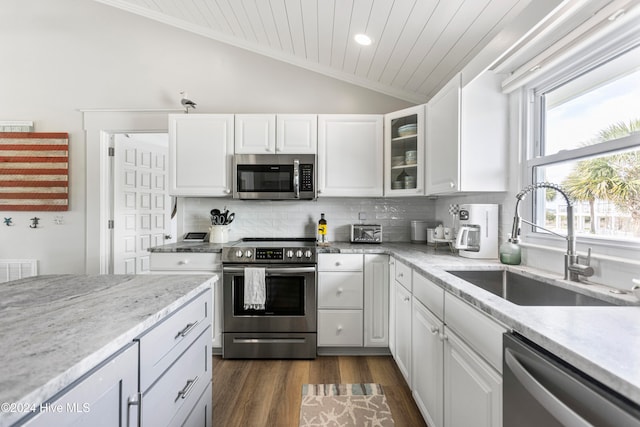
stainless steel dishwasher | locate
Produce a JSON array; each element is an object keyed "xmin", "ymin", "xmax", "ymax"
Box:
[{"xmin": 503, "ymin": 332, "xmax": 640, "ymax": 427}]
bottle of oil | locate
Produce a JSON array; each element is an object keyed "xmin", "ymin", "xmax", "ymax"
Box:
[{"xmin": 317, "ymin": 213, "xmax": 328, "ymax": 246}]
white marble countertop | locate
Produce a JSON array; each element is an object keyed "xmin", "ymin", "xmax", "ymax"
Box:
[
  {"xmin": 0, "ymin": 274, "xmax": 216, "ymax": 427},
  {"xmin": 328, "ymin": 242, "xmax": 640, "ymax": 406}
]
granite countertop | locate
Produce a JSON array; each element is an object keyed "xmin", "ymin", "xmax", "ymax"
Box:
[
  {"xmin": 0, "ymin": 274, "xmax": 216, "ymax": 427},
  {"xmin": 148, "ymin": 241, "xmax": 225, "ymax": 253}
]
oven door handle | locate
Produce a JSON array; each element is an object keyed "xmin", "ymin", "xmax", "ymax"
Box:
[{"xmin": 223, "ymin": 266, "xmax": 316, "ymax": 274}]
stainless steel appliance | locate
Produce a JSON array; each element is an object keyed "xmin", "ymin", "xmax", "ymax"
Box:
[
  {"xmin": 350, "ymin": 224, "xmax": 382, "ymax": 243},
  {"xmin": 455, "ymin": 203, "xmax": 499, "ymax": 259},
  {"xmin": 222, "ymin": 238, "xmax": 317, "ymax": 359},
  {"xmin": 504, "ymin": 332, "xmax": 640, "ymax": 426},
  {"xmin": 233, "ymin": 154, "xmax": 316, "ymax": 200}
]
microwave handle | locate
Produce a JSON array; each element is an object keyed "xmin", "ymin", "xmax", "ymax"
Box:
[{"xmin": 293, "ymin": 159, "xmax": 300, "ymax": 199}]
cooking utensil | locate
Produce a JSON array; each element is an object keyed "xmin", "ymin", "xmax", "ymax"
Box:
[{"xmin": 225, "ymin": 213, "xmax": 235, "ymax": 224}]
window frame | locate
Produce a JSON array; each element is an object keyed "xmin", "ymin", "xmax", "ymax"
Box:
[{"xmin": 522, "ymin": 40, "xmax": 640, "ymax": 254}]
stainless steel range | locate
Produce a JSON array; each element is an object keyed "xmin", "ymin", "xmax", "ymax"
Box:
[{"xmin": 222, "ymin": 238, "xmax": 317, "ymax": 359}]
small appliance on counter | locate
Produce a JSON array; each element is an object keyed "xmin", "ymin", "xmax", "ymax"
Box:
[
  {"xmin": 455, "ymin": 204, "xmax": 499, "ymax": 259},
  {"xmin": 350, "ymin": 224, "xmax": 382, "ymax": 243}
]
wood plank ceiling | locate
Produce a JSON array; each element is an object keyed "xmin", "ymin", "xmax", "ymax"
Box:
[{"xmin": 94, "ymin": 0, "xmax": 530, "ymax": 103}]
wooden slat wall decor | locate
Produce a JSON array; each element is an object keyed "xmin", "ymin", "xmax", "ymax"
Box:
[{"xmin": 0, "ymin": 132, "xmax": 69, "ymax": 211}]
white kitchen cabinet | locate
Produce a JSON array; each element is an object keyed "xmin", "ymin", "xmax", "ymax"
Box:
[
  {"xmin": 412, "ymin": 298, "xmax": 444, "ymax": 427},
  {"xmin": 317, "ymin": 254, "xmax": 364, "ymax": 347},
  {"xmin": 384, "ymin": 105, "xmax": 425, "ymax": 196},
  {"xmin": 425, "ymin": 71, "xmax": 508, "ymax": 195},
  {"xmin": 234, "ymin": 114, "xmax": 276, "ymax": 154},
  {"xmin": 169, "ymin": 114, "xmax": 234, "ymax": 197},
  {"xmin": 276, "ymin": 114, "xmax": 317, "ymax": 154},
  {"xmin": 149, "ymin": 252, "xmax": 223, "ymax": 351},
  {"xmin": 394, "ymin": 281, "xmax": 412, "ymax": 386},
  {"xmin": 388, "ymin": 258, "xmax": 396, "ymax": 357},
  {"xmin": 443, "ymin": 326, "xmax": 502, "ymax": 427},
  {"xmin": 317, "ymin": 114, "xmax": 384, "ymax": 197},
  {"xmin": 23, "ymin": 343, "xmax": 139, "ymax": 427},
  {"xmin": 235, "ymin": 114, "xmax": 317, "ymax": 154},
  {"xmin": 364, "ymin": 254, "xmax": 389, "ymax": 347}
]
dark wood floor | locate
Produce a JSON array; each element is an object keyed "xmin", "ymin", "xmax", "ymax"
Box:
[{"xmin": 212, "ymin": 355, "xmax": 428, "ymax": 427}]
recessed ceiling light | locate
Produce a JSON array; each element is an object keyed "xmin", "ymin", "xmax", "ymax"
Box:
[{"xmin": 354, "ymin": 33, "xmax": 373, "ymax": 46}]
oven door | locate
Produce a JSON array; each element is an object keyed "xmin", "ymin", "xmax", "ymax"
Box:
[{"xmin": 223, "ymin": 265, "xmax": 317, "ymax": 333}]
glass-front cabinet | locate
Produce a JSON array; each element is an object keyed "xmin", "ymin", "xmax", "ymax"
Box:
[{"xmin": 384, "ymin": 105, "xmax": 425, "ymax": 196}]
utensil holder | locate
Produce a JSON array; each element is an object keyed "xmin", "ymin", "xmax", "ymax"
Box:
[{"xmin": 209, "ymin": 225, "xmax": 229, "ymax": 243}]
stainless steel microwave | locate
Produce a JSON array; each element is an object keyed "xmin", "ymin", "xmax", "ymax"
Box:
[{"xmin": 232, "ymin": 154, "xmax": 316, "ymax": 200}]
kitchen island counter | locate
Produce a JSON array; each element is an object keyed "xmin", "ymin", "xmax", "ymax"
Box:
[{"xmin": 0, "ymin": 274, "xmax": 216, "ymax": 427}]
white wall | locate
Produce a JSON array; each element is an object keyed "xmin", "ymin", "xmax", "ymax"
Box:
[{"xmin": 0, "ymin": 0, "xmax": 410, "ymax": 274}]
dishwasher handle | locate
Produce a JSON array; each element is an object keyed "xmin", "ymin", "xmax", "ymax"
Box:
[{"xmin": 505, "ymin": 348, "xmax": 593, "ymax": 427}]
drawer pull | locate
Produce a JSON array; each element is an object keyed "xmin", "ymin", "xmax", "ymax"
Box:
[
  {"xmin": 175, "ymin": 321, "xmax": 199, "ymax": 339},
  {"xmin": 175, "ymin": 376, "xmax": 199, "ymax": 402}
]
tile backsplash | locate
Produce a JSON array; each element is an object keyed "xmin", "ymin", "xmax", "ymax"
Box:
[{"xmin": 180, "ymin": 197, "xmax": 436, "ymax": 242}]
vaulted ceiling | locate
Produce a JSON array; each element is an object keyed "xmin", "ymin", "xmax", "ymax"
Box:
[{"xmin": 94, "ymin": 0, "xmax": 532, "ymax": 103}]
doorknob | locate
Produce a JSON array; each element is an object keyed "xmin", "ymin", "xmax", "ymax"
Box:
[{"xmin": 164, "ymin": 234, "xmax": 172, "ymax": 240}]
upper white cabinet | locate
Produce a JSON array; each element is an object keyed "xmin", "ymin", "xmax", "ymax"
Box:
[
  {"xmin": 426, "ymin": 71, "xmax": 508, "ymax": 195},
  {"xmin": 317, "ymin": 114, "xmax": 384, "ymax": 197},
  {"xmin": 168, "ymin": 114, "xmax": 234, "ymax": 197},
  {"xmin": 235, "ymin": 114, "xmax": 276, "ymax": 154},
  {"xmin": 385, "ymin": 105, "xmax": 425, "ymax": 196},
  {"xmin": 235, "ymin": 114, "xmax": 317, "ymax": 154},
  {"xmin": 277, "ymin": 114, "xmax": 317, "ymax": 154}
]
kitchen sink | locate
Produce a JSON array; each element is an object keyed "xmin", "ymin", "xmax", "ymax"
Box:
[{"xmin": 446, "ymin": 269, "xmax": 615, "ymax": 306}]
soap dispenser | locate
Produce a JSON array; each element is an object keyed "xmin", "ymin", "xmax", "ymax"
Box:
[{"xmin": 499, "ymin": 234, "xmax": 521, "ymax": 265}]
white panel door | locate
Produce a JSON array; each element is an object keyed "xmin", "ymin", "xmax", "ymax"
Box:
[{"xmin": 113, "ymin": 134, "xmax": 171, "ymax": 274}]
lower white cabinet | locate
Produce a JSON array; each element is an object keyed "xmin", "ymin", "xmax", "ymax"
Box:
[
  {"xmin": 394, "ymin": 281, "xmax": 412, "ymax": 386},
  {"xmin": 22, "ymin": 343, "xmax": 139, "ymax": 427},
  {"xmin": 388, "ymin": 258, "xmax": 396, "ymax": 356},
  {"xmin": 411, "ymin": 298, "xmax": 444, "ymax": 427},
  {"xmin": 364, "ymin": 255, "xmax": 389, "ymax": 347},
  {"xmin": 318, "ymin": 310, "xmax": 364, "ymax": 346},
  {"xmin": 443, "ymin": 326, "xmax": 502, "ymax": 427},
  {"xmin": 318, "ymin": 254, "xmax": 364, "ymax": 347}
]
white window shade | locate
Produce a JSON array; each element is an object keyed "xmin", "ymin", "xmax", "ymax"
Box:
[{"xmin": 493, "ymin": 0, "xmax": 640, "ymax": 93}]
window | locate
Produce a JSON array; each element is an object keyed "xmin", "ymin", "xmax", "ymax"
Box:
[{"xmin": 528, "ymin": 45, "xmax": 640, "ymax": 242}]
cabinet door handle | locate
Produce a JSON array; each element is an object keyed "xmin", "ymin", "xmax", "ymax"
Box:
[
  {"xmin": 178, "ymin": 259, "xmax": 190, "ymax": 265},
  {"xmin": 398, "ymin": 272, "xmax": 403, "ymax": 278},
  {"xmin": 404, "ymin": 297, "xmax": 410, "ymax": 302},
  {"xmin": 430, "ymin": 326, "xmax": 439, "ymax": 335},
  {"xmin": 175, "ymin": 376, "xmax": 199, "ymax": 402},
  {"xmin": 337, "ymin": 287, "xmax": 344, "ymax": 294},
  {"xmin": 439, "ymin": 333, "xmax": 448, "ymax": 341},
  {"xmin": 337, "ymin": 325, "xmax": 343, "ymax": 333},
  {"xmin": 175, "ymin": 321, "xmax": 199, "ymax": 339}
]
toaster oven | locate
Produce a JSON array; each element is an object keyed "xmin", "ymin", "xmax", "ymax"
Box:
[{"xmin": 350, "ymin": 224, "xmax": 382, "ymax": 243}]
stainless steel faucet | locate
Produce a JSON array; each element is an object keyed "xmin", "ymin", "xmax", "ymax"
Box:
[{"xmin": 509, "ymin": 182, "xmax": 594, "ymax": 282}]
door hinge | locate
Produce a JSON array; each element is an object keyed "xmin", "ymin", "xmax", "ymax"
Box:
[
  {"xmin": 108, "ymin": 220, "xmax": 114, "ymax": 229},
  {"xmin": 108, "ymin": 147, "xmax": 115, "ymax": 157}
]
